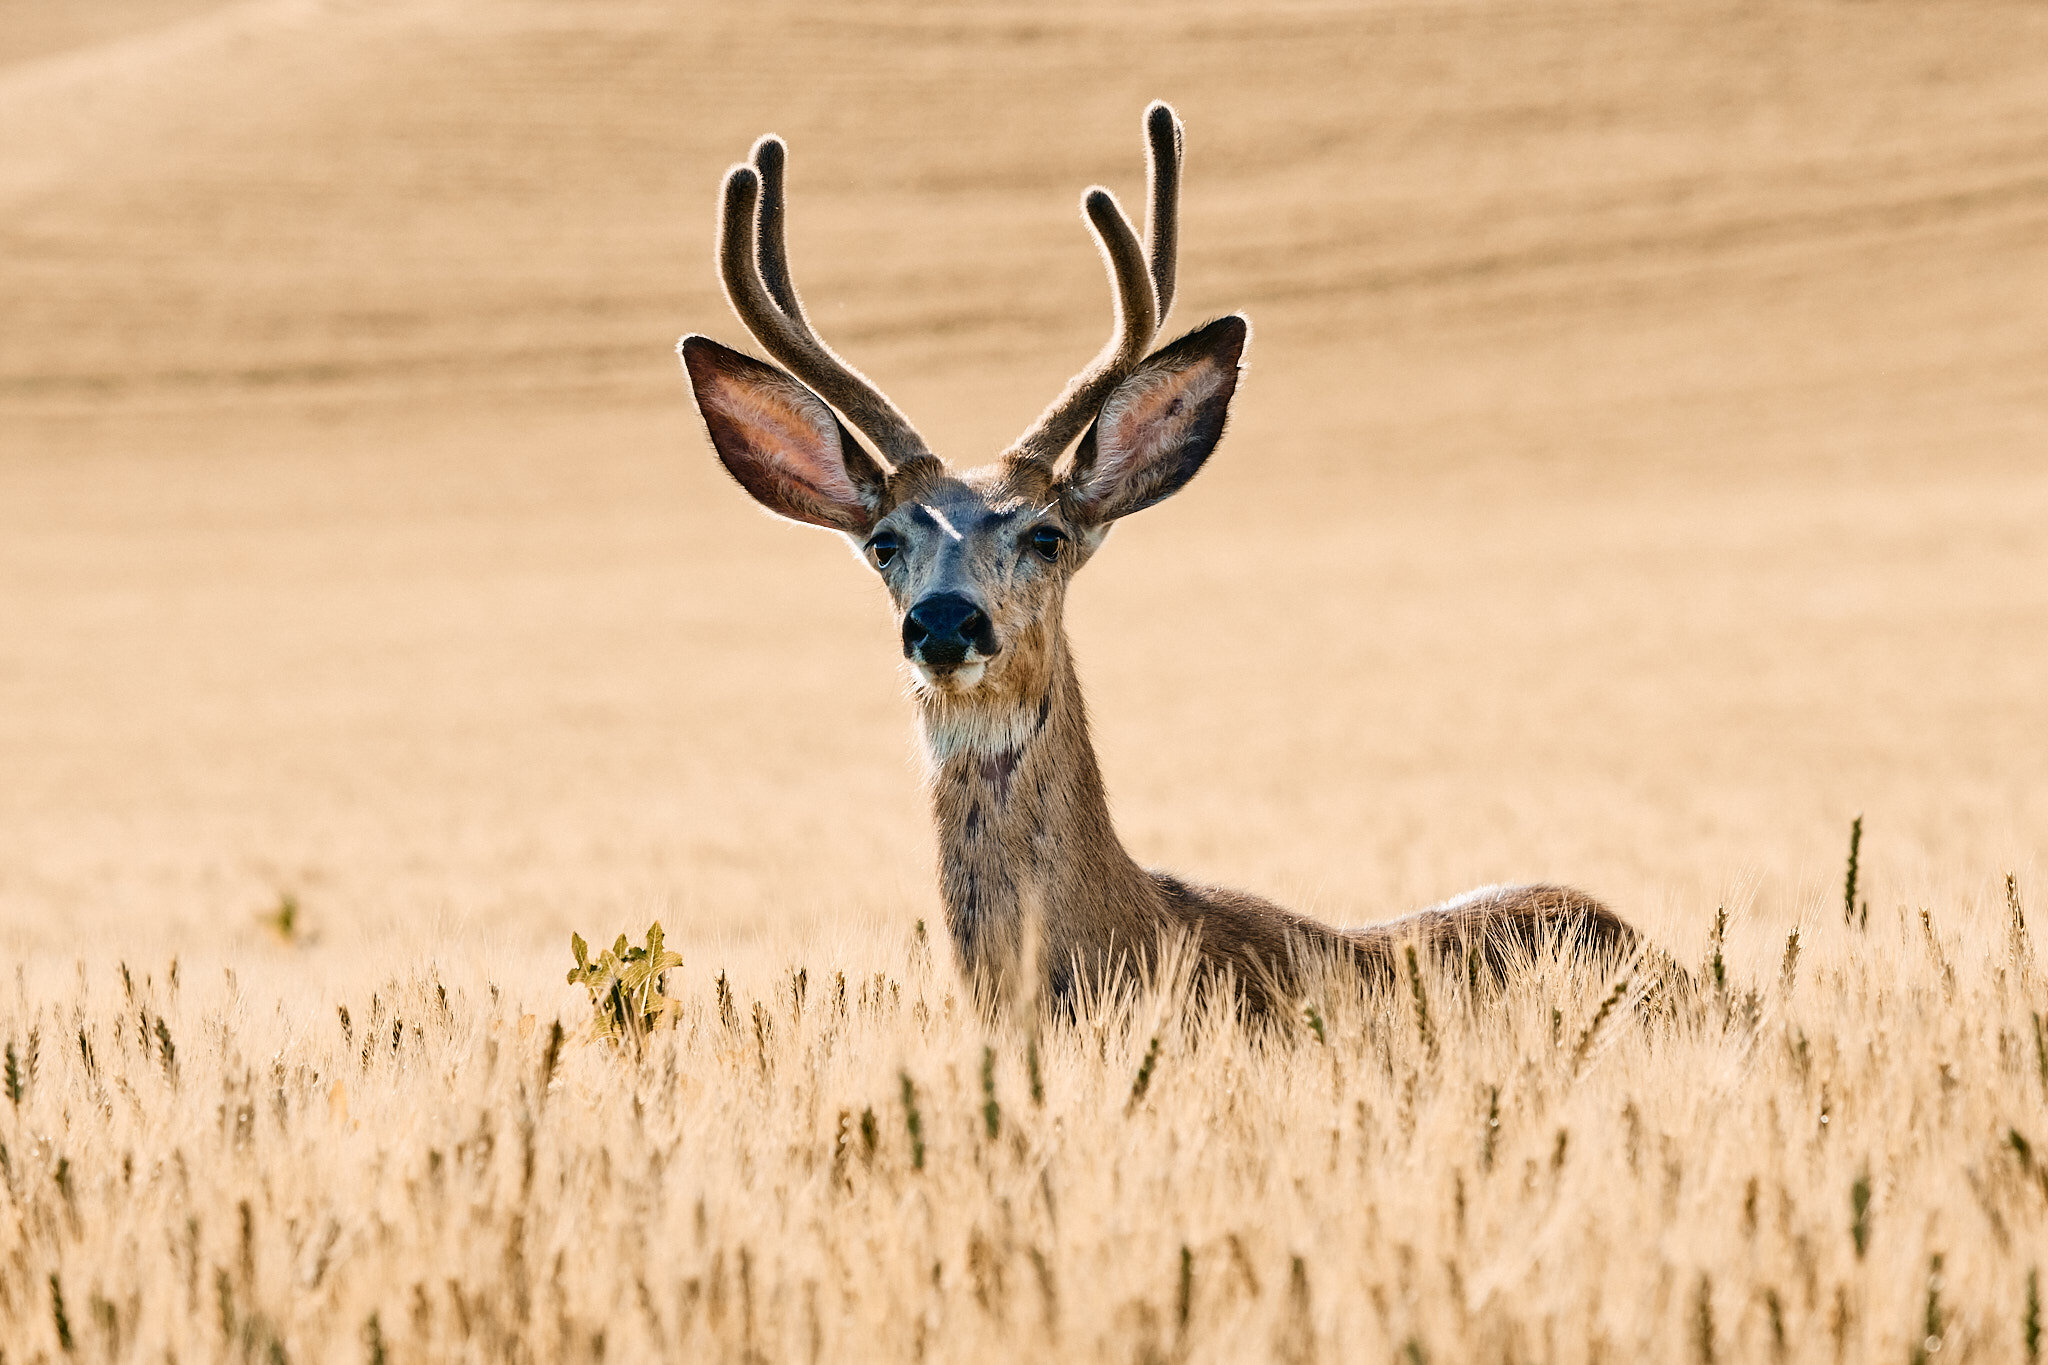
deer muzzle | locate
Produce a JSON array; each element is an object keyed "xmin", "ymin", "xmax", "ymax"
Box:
[{"xmin": 902, "ymin": 592, "xmax": 999, "ymax": 671}]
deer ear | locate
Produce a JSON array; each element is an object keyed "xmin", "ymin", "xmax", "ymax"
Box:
[
  {"xmin": 680, "ymin": 335, "xmax": 889, "ymax": 534},
  {"xmin": 1065, "ymin": 315, "xmax": 1246, "ymax": 524}
]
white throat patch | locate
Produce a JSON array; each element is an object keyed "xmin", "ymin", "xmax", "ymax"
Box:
[{"xmin": 918, "ymin": 690, "xmax": 1048, "ymax": 769}]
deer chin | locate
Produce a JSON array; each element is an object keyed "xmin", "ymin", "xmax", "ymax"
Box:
[{"xmin": 913, "ymin": 660, "xmax": 988, "ymax": 694}]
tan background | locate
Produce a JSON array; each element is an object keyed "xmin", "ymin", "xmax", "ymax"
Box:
[{"xmin": 3, "ymin": 0, "xmax": 2044, "ymax": 964}]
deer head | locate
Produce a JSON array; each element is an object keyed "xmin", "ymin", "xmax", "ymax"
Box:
[{"xmin": 679, "ymin": 104, "xmax": 1247, "ymax": 713}]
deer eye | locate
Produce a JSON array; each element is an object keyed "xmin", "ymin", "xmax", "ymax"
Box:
[
  {"xmin": 1027, "ymin": 526, "xmax": 1067, "ymax": 563},
  {"xmin": 866, "ymin": 531, "xmax": 900, "ymax": 569}
]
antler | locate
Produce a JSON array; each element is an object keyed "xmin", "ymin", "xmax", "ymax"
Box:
[
  {"xmin": 718, "ymin": 137, "xmax": 931, "ymax": 468},
  {"xmin": 1006, "ymin": 101, "xmax": 1185, "ymax": 465}
]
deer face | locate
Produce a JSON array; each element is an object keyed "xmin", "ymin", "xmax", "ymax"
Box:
[
  {"xmin": 681, "ymin": 316, "xmax": 1246, "ymax": 701},
  {"xmin": 678, "ymin": 103, "xmax": 1244, "ymax": 704},
  {"xmin": 858, "ymin": 462, "xmax": 1078, "ymax": 698}
]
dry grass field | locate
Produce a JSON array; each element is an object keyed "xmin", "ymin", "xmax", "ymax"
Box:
[{"xmin": 3, "ymin": 0, "xmax": 2047, "ymax": 1358}]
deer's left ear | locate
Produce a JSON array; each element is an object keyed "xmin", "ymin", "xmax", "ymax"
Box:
[{"xmin": 1064, "ymin": 314, "xmax": 1247, "ymax": 524}]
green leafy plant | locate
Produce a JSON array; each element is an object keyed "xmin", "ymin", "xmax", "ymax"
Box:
[
  {"xmin": 1844, "ymin": 814, "xmax": 1866, "ymax": 930},
  {"xmin": 1705, "ymin": 906, "xmax": 1729, "ymax": 996},
  {"xmin": 1406, "ymin": 943, "xmax": 1436, "ymax": 1057},
  {"xmin": 566, "ymin": 923, "xmax": 684, "ymax": 1045},
  {"xmin": 980, "ymin": 1046, "xmax": 1000, "ymax": 1141},
  {"xmin": 1850, "ymin": 1166, "xmax": 1872, "ymax": 1257},
  {"xmin": 1302, "ymin": 1000, "xmax": 1327, "ymax": 1045},
  {"xmin": 900, "ymin": 1071, "xmax": 925, "ymax": 1170},
  {"xmin": 2024, "ymin": 1266, "xmax": 2040, "ymax": 1364},
  {"xmin": 264, "ymin": 892, "xmax": 300, "ymax": 943},
  {"xmin": 1127, "ymin": 1032, "xmax": 1163, "ymax": 1113}
]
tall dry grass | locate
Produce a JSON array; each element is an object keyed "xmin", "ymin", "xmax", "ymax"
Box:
[{"xmin": 3, "ymin": 887, "xmax": 2045, "ymax": 1363}]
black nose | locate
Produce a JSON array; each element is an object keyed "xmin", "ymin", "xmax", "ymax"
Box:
[{"xmin": 903, "ymin": 593, "xmax": 997, "ymax": 667}]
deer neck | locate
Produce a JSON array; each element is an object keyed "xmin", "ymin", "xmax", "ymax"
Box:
[{"xmin": 915, "ymin": 623, "xmax": 1151, "ymax": 999}]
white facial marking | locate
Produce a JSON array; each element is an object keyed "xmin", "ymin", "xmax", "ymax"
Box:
[{"xmin": 922, "ymin": 504, "xmax": 964, "ymax": 541}]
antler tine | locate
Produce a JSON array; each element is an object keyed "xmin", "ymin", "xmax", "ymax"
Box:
[
  {"xmin": 1008, "ymin": 105, "xmax": 1187, "ymax": 466},
  {"xmin": 748, "ymin": 136, "xmax": 812, "ymax": 337},
  {"xmin": 716, "ymin": 152, "xmax": 930, "ymax": 467},
  {"xmin": 1143, "ymin": 101, "xmax": 1182, "ymax": 324},
  {"xmin": 1006, "ymin": 187, "xmax": 1157, "ymax": 464}
]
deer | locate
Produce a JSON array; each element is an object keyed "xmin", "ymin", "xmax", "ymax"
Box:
[{"xmin": 677, "ymin": 103, "xmax": 1646, "ymax": 1017}]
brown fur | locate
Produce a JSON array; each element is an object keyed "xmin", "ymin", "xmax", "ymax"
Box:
[
  {"xmin": 913, "ymin": 529, "xmax": 1638, "ymax": 1016},
  {"xmin": 679, "ymin": 104, "xmax": 1650, "ymax": 1019}
]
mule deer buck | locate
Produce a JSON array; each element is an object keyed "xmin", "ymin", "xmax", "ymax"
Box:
[{"xmin": 678, "ymin": 104, "xmax": 1643, "ymax": 1015}]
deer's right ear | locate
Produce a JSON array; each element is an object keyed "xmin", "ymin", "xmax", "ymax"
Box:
[{"xmin": 680, "ymin": 335, "xmax": 889, "ymax": 534}]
